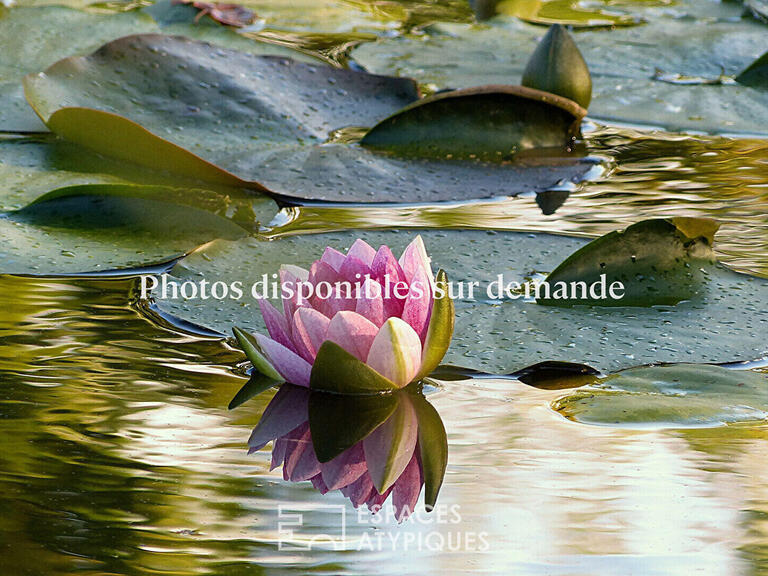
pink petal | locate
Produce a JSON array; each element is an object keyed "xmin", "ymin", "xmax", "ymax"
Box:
[
  {"xmin": 254, "ymin": 333, "xmax": 312, "ymax": 387},
  {"xmin": 366, "ymin": 486, "xmax": 392, "ymax": 512},
  {"xmin": 308, "ymin": 260, "xmax": 355, "ymax": 318},
  {"xmin": 283, "ymin": 422, "xmax": 321, "ymax": 482},
  {"xmin": 280, "ymin": 266, "xmax": 310, "ymax": 325},
  {"xmin": 310, "ymin": 473, "xmax": 330, "ymax": 495},
  {"xmin": 401, "ymin": 264, "xmax": 433, "ymax": 342},
  {"xmin": 371, "ymin": 245, "xmax": 407, "ymax": 287},
  {"xmin": 363, "ymin": 394, "xmax": 419, "ymax": 493},
  {"xmin": 392, "ymin": 452, "xmax": 423, "ymax": 522},
  {"xmin": 399, "ymin": 236, "xmax": 433, "ymax": 284},
  {"xmin": 371, "ymin": 245, "xmax": 408, "ymax": 321},
  {"xmin": 339, "ymin": 255, "xmax": 372, "ymax": 285},
  {"xmin": 326, "ymin": 310, "xmax": 379, "ymax": 362},
  {"xmin": 341, "ymin": 471, "xmax": 375, "ymax": 508},
  {"xmin": 346, "ymin": 239, "xmax": 377, "ymax": 266},
  {"xmin": 292, "ymin": 307, "xmax": 330, "ymax": 363},
  {"xmin": 248, "ymin": 385, "xmax": 309, "ymax": 452},
  {"xmin": 320, "ymin": 443, "xmax": 367, "ymax": 491},
  {"xmin": 321, "ymin": 247, "xmax": 346, "ymax": 272},
  {"xmin": 366, "ymin": 318, "xmax": 423, "ymax": 387},
  {"xmin": 355, "ymin": 277, "xmax": 386, "ymax": 327},
  {"xmin": 270, "ymin": 436, "xmax": 289, "ymax": 470},
  {"xmin": 258, "ymin": 298, "xmax": 297, "ymax": 353}
]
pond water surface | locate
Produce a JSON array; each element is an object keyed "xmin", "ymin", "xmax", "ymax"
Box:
[{"xmin": 2, "ymin": 0, "xmax": 768, "ymax": 575}]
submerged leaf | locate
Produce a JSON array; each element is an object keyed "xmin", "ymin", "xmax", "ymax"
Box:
[
  {"xmin": 553, "ymin": 364, "xmax": 768, "ymax": 428},
  {"xmin": 521, "ymin": 24, "xmax": 592, "ymax": 108},
  {"xmin": 0, "ymin": 184, "xmax": 267, "ymax": 275}
]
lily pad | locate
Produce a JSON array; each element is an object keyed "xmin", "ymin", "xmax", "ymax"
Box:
[
  {"xmin": 0, "ymin": 184, "xmax": 278, "ymax": 275},
  {"xmin": 0, "ymin": 4, "xmax": 318, "ymax": 132},
  {"xmin": 352, "ymin": 15, "xmax": 768, "ymax": 135},
  {"xmin": 552, "ymin": 364, "xmax": 768, "ymax": 428},
  {"xmin": 24, "ymin": 34, "xmax": 594, "ymax": 203},
  {"xmin": 147, "ymin": 227, "xmax": 768, "ymax": 375},
  {"xmin": 540, "ymin": 218, "xmax": 719, "ymax": 306},
  {"xmin": 0, "ymin": 6, "xmax": 155, "ymax": 131}
]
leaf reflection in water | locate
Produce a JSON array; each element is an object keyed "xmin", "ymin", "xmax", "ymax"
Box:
[{"xmin": 245, "ymin": 384, "xmax": 447, "ymax": 522}]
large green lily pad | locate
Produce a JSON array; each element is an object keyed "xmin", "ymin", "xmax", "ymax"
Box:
[
  {"xmin": 0, "ymin": 4, "xmax": 319, "ymax": 132},
  {"xmin": 24, "ymin": 33, "xmax": 594, "ymax": 203},
  {"xmin": 552, "ymin": 364, "xmax": 768, "ymax": 428},
  {"xmin": 147, "ymin": 227, "xmax": 768, "ymax": 374},
  {"xmin": 0, "ymin": 184, "xmax": 278, "ymax": 275},
  {"xmin": 0, "ymin": 6, "xmax": 155, "ymax": 131},
  {"xmin": 352, "ymin": 14, "xmax": 768, "ymax": 135}
]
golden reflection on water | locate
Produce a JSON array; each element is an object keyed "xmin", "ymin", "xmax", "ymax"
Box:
[
  {"xmin": 1, "ymin": 275, "xmax": 767, "ymax": 574},
  {"xmin": 267, "ymin": 124, "xmax": 768, "ymax": 277}
]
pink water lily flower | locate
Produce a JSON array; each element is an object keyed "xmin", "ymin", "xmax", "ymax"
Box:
[{"xmin": 235, "ymin": 236, "xmax": 453, "ymax": 391}]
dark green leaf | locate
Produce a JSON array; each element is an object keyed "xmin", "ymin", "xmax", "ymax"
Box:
[
  {"xmin": 540, "ymin": 218, "xmax": 719, "ymax": 306},
  {"xmin": 310, "ymin": 341, "xmax": 399, "ymax": 394}
]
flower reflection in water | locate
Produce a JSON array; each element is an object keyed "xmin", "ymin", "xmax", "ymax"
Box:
[{"xmin": 246, "ymin": 383, "xmax": 447, "ymax": 522}]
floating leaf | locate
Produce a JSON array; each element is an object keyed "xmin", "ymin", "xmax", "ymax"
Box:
[
  {"xmin": 745, "ymin": 0, "xmax": 768, "ymax": 23},
  {"xmin": 521, "ymin": 24, "xmax": 592, "ymax": 109},
  {"xmin": 553, "ymin": 364, "xmax": 768, "ymax": 428},
  {"xmin": 540, "ymin": 218, "xmax": 719, "ymax": 306},
  {"xmin": 0, "ymin": 6, "xmax": 155, "ymax": 131},
  {"xmin": 308, "ymin": 391, "xmax": 398, "ymax": 462},
  {"xmin": 352, "ymin": 14, "xmax": 768, "ymax": 134},
  {"xmin": 361, "ymin": 85, "xmax": 585, "ymax": 160},
  {"xmin": 0, "ymin": 184, "xmax": 271, "ymax": 275},
  {"xmin": 25, "ymin": 34, "xmax": 595, "ymax": 203},
  {"xmin": 148, "ymin": 227, "xmax": 768, "ymax": 375},
  {"xmin": 0, "ymin": 4, "xmax": 314, "ymax": 132}
]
